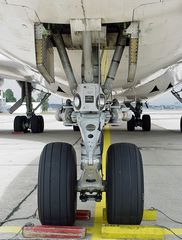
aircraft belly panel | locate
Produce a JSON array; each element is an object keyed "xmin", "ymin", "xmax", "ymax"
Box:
[
  {"xmin": 113, "ymin": 0, "xmax": 182, "ymax": 90},
  {"xmin": 0, "ymin": 0, "xmax": 182, "ymax": 98},
  {"xmin": 0, "ymin": 3, "xmax": 38, "ymax": 68},
  {"xmin": 5, "ymin": 0, "xmax": 160, "ymax": 24}
]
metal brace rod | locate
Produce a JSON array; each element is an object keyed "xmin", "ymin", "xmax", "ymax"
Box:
[
  {"xmin": 33, "ymin": 92, "xmax": 51, "ymax": 113},
  {"xmin": 103, "ymin": 32, "xmax": 126, "ymax": 99},
  {"xmin": 9, "ymin": 81, "xmax": 26, "ymax": 114},
  {"xmin": 171, "ymin": 89, "xmax": 182, "ymax": 103},
  {"xmin": 25, "ymin": 82, "xmax": 33, "ymax": 117},
  {"xmin": 52, "ymin": 31, "xmax": 77, "ymax": 95}
]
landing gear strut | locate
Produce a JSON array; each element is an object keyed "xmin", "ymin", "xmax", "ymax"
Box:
[
  {"xmin": 9, "ymin": 82, "xmax": 50, "ymax": 133},
  {"xmin": 126, "ymin": 102, "xmax": 151, "ymax": 131},
  {"xmin": 36, "ymin": 22, "xmax": 144, "ymax": 226}
]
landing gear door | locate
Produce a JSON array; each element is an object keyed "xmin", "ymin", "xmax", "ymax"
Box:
[{"xmin": 35, "ymin": 23, "xmax": 55, "ymax": 84}]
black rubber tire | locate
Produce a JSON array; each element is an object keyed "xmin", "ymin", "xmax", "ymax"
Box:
[
  {"xmin": 106, "ymin": 143, "xmax": 144, "ymax": 225},
  {"xmin": 38, "ymin": 142, "xmax": 77, "ymax": 226},
  {"xmin": 38, "ymin": 115, "xmax": 44, "ymax": 133},
  {"xmin": 142, "ymin": 114, "xmax": 151, "ymax": 131},
  {"xmin": 30, "ymin": 115, "xmax": 40, "ymax": 133},
  {"xmin": 180, "ymin": 117, "xmax": 182, "ymax": 132},
  {"xmin": 14, "ymin": 116, "xmax": 27, "ymax": 132},
  {"xmin": 30, "ymin": 115, "xmax": 44, "ymax": 133},
  {"xmin": 73, "ymin": 125, "xmax": 80, "ymax": 131},
  {"xmin": 127, "ymin": 116, "xmax": 135, "ymax": 131}
]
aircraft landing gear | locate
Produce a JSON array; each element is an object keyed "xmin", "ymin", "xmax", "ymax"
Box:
[
  {"xmin": 10, "ymin": 82, "xmax": 50, "ymax": 133},
  {"xmin": 14, "ymin": 115, "xmax": 44, "ymax": 133},
  {"xmin": 126, "ymin": 102, "xmax": 151, "ymax": 131},
  {"xmin": 36, "ymin": 22, "xmax": 144, "ymax": 226}
]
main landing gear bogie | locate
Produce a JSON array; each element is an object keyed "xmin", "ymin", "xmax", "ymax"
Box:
[
  {"xmin": 126, "ymin": 101, "xmax": 151, "ymax": 132},
  {"xmin": 11, "ymin": 82, "xmax": 50, "ymax": 134},
  {"xmin": 127, "ymin": 114, "xmax": 151, "ymax": 131},
  {"xmin": 14, "ymin": 115, "xmax": 44, "ymax": 133},
  {"xmin": 36, "ymin": 23, "xmax": 144, "ymax": 227},
  {"xmin": 37, "ymin": 141, "xmax": 144, "ymax": 226}
]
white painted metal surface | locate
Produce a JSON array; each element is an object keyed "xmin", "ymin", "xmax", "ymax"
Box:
[{"xmin": 0, "ymin": 0, "xmax": 182, "ymax": 100}]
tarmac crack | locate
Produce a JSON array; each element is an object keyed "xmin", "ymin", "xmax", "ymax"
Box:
[{"xmin": 0, "ymin": 184, "xmax": 37, "ymax": 226}]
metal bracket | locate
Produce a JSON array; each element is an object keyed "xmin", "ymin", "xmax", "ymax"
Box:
[
  {"xmin": 77, "ymin": 165, "xmax": 104, "ymax": 193},
  {"xmin": 77, "ymin": 112, "xmax": 105, "ymax": 164},
  {"xmin": 35, "ymin": 23, "xmax": 55, "ymax": 84},
  {"xmin": 70, "ymin": 19, "xmax": 106, "ymax": 47},
  {"xmin": 124, "ymin": 22, "xmax": 139, "ymax": 85}
]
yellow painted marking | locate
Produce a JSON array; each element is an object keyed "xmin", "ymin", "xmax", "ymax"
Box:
[
  {"xmin": 164, "ymin": 228, "xmax": 182, "ymax": 235},
  {"xmin": 102, "ymin": 225, "xmax": 165, "ymax": 239},
  {"xmin": 143, "ymin": 209, "xmax": 157, "ymax": 221},
  {"xmin": 0, "ymin": 226, "xmax": 22, "ymax": 234},
  {"xmin": 101, "ymin": 225, "xmax": 182, "ymax": 239},
  {"xmin": 90, "ymin": 125, "xmax": 110, "ymax": 239},
  {"xmin": 103, "ymin": 208, "xmax": 157, "ymax": 223}
]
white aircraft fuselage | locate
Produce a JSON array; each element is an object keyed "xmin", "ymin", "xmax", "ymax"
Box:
[{"xmin": 0, "ymin": 0, "xmax": 182, "ymax": 100}]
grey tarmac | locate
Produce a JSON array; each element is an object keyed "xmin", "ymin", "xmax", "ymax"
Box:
[{"xmin": 0, "ymin": 110, "xmax": 182, "ymax": 239}]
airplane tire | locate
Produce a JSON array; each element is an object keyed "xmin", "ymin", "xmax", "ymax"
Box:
[
  {"xmin": 73, "ymin": 125, "xmax": 80, "ymax": 131},
  {"xmin": 106, "ymin": 143, "xmax": 144, "ymax": 224},
  {"xmin": 180, "ymin": 117, "xmax": 182, "ymax": 132},
  {"xmin": 142, "ymin": 114, "xmax": 151, "ymax": 131},
  {"xmin": 38, "ymin": 115, "xmax": 44, "ymax": 133},
  {"xmin": 127, "ymin": 116, "xmax": 135, "ymax": 131},
  {"xmin": 14, "ymin": 116, "xmax": 27, "ymax": 132},
  {"xmin": 30, "ymin": 115, "xmax": 43, "ymax": 133},
  {"xmin": 38, "ymin": 142, "xmax": 77, "ymax": 226}
]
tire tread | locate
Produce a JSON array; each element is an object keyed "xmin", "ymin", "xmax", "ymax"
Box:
[
  {"xmin": 38, "ymin": 142, "xmax": 77, "ymax": 226},
  {"xmin": 106, "ymin": 143, "xmax": 144, "ymax": 224}
]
